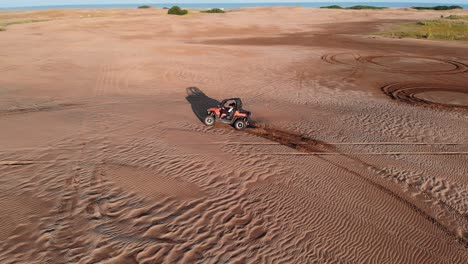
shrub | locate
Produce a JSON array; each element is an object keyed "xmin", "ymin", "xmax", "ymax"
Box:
[
  {"xmin": 0, "ymin": 19, "xmax": 48, "ymax": 32},
  {"xmin": 138, "ymin": 5, "xmax": 151, "ymax": 9},
  {"xmin": 321, "ymin": 5, "xmax": 386, "ymax": 10},
  {"xmin": 201, "ymin": 8, "xmax": 225, "ymax": 13},
  {"xmin": 417, "ymin": 20, "xmax": 442, "ymax": 26},
  {"xmin": 168, "ymin": 6, "xmax": 188, "ymax": 15},
  {"xmin": 446, "ymin": 15, "xmax": 468, "ymax": 21},
  {"xmin": 320, "ymin": 5, "xmax": 343, "ymax": 9},
  {"xmin": 412, "ymin": 5, "xmax": 463, "ymax": 11},
  {"xmin": 347, "ymin": 5, "xmax": 386, "ymax": 10}
]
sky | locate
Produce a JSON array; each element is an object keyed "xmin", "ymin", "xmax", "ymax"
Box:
[{"xmin": 1, "ymin": 0, "xmax": 467, "ymax": 8}]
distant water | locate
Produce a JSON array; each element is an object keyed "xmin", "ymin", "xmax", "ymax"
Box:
[{"xmin": 2, "ymin": 2, "xmax": 467, "ymax": 10}]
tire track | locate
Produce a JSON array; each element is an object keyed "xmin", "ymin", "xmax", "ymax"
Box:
[
  {"xmin": 243, "ymin": 124, "xmax": 468, "ymax": 247},
  {"xmin": 382, "ymin": 82, "xmax": 468, "ymax": 110},
  {"xmin": 0, "ymin": 103, "xmax": 83, "ymax": 116},
  {"xmin": 321, "ymin": 54, "xmax": 468, "ymax": 75}
]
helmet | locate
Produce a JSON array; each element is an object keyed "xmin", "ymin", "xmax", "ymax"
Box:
[{"xmin": 229, "ymin": 102, "xmax": 236, "ymax": 107}]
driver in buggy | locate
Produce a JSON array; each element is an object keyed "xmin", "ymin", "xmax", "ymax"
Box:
[{"xmin": 221, "ymin": 102, "xmax": 236, "ymax": 120}]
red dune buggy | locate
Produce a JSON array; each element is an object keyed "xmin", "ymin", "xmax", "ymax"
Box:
[{"xmin": 204, "ymin": 98, "xmax": 251, "ymax": 130}]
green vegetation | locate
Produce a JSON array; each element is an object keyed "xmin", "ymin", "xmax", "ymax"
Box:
[
  {"xmin": 137, "ymin": 5, "xmax": 151, "ymax": 9},
  {"xmin": 0, "ymin": 19, "xmax": 48, "ymax": 32},
  {"xmin": 412, "ymin": 5, "xmax": 463, "ymax": 10},
  {"xmin": 320, "ymin": 5, "xmax": 343, "ymax": 9},
  {"xmin": 201, "ymin": 8, "xmax": 225, "ymax": 13},
  {"xmin": 347, "ymin": 5, "xmax": 386, "ymax": 10},
  {"xmin": 167, "ymin": 6, "xmax": 188, "ymax": 15},
  {"xmin": 380, "ymin": 15, "xmax": 468, "ymax": 41},
  {"xmin": 320, "ymin": 5, "xmax": 386, "ymax": 10},
  {"xmin": 446, "ymin": 15, "xmax": 468, "ymax": 20}
]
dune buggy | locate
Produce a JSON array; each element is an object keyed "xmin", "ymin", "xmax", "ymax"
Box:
[{"xmin": 204, "ymin": 98, "xmax": 251, "ymax": 130}]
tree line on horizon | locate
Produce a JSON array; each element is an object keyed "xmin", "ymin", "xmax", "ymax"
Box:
[{"xmin": 320, "ymin": 5, "xmax": 463, "ymax": 10}]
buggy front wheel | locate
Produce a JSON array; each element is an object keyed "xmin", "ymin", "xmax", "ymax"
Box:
[{"xmin": 234, "ymin": 119, "xmax": 246, "ymax": 130}]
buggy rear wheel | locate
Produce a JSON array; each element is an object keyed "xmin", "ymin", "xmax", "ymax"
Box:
[{"xmin": 204, "ymin": 115, "xmax": 215, "ymax": 126}]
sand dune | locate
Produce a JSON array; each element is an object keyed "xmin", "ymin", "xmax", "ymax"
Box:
[{"xmin": 0, "ymin": 6, "xmax": 467, "ymax": 263}]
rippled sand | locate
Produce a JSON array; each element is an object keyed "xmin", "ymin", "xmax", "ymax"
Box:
[{"xmin": 0, "ymin": 7, "xmax": 467, "ymax": 263}]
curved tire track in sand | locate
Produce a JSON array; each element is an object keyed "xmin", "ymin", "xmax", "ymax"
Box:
[
  {"xmin": 321, "ymin": 54, "xmax": 468, "ymax": 75},
  {"xmin": 382, "ymin": 82, "xmax": 468, "ymax": 110}
]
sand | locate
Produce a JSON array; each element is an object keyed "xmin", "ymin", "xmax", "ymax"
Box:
[{"xmin": 0, "ymin": 7, "xmax": 467, "ymax": 263}]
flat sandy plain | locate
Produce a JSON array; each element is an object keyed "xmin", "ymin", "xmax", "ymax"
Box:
[{"xmin": 0, "ymin": 7, "xmax": 468, "ymax": 263}]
